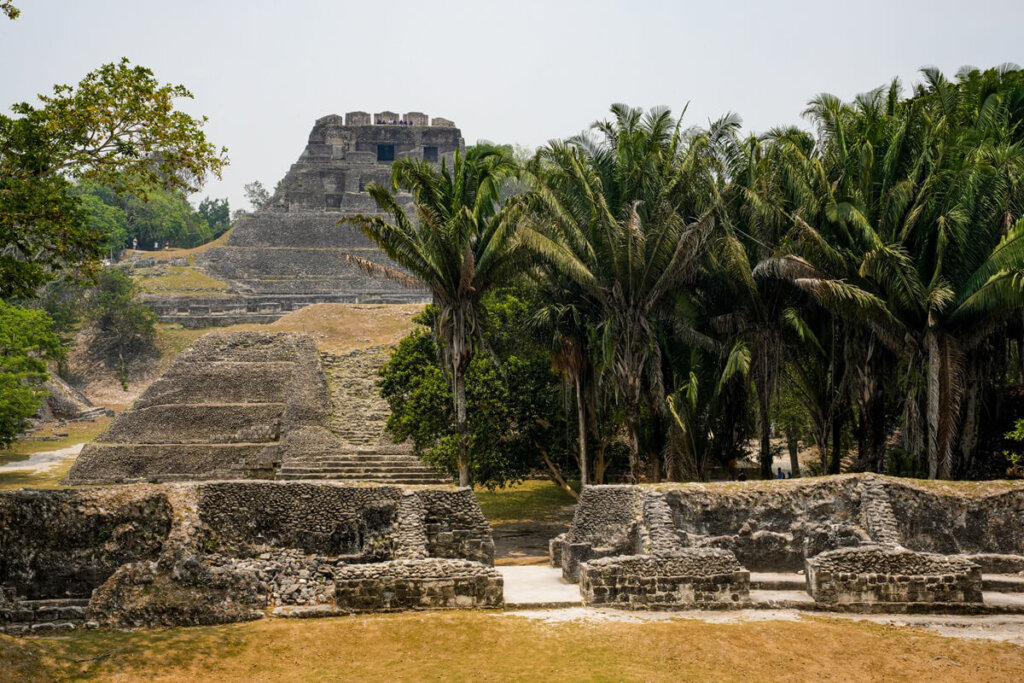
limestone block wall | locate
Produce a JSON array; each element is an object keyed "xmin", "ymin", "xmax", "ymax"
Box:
[
  {"xmin": 0, "ymin": 482, "xmax": 495, "ymax": 630},
  {"xmin": 0, "ymin": 488, "xmax": 172, "ymax": 599},
  {"xmin": 806, "ymin": 546, "xmax": 983, "ymax": 606}
]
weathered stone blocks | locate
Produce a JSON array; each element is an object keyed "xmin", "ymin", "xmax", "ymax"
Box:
[
  {"xmin": 578, "ymin": 549, "xmax": 750, "ymax": 610},
  {"xmin": 806, "ymin": 546, "xmax": 983, "ymax": 606},
  {"xmin": 334, "ymin": 559, "xmax": 502, "ymax": 612}
]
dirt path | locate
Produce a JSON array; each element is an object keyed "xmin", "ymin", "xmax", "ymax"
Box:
[{"xmin": 0, "ymin": 443, "xmax": 83, "ymax": 474}]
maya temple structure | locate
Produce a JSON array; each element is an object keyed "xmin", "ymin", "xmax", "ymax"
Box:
[{"xmin": 146, "ymin": 111, "xmax": 464, "ymax": 326}]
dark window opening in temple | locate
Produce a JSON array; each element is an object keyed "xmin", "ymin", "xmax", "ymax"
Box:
[
  {"xmin": 377, "ymin": 144, "xmax": 395, "ymax": 162},
  {"xmin": 423, "ymin": 146, "xmax": 438, "ymax": 162}
]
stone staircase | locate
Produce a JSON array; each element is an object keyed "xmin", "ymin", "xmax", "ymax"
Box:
[
  {"xmin": 0, "ymin": 597, "xmax": 93, "ymax": 635},
  {"xmin": 277, "ymin": 347, "xmax": 449, "ymax": 484}
]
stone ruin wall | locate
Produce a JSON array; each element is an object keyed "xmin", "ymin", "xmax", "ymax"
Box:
[
  {"xmin": 552, "ymin": 475, "xmax": 1024, "ymax": 611},
  {"xmin": 0, "ymin": 482, "xmax": 497, "ymax": 633},
  {"xmin": 578, "ymin": 548, "xmax": 750, "ymax": 610}
]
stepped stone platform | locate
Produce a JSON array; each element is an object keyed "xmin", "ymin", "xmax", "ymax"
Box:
[
  {"xmin": 149, "ymin": 112, "xmax": 462, "ymax": 326},
  {"xmin": 275, "ymin": 347, "xmax": 447, "ymax": 484},
  {"xmin": 551, "ymin": 475, "xmax": 1024, "ymax": 613},
  {"xmin": 65, "ymin": 332, "xmax": 447, "ymax": 485},
  {"xmin": 0, "ymin": 482, "xmax": 495, "ymax": 631}
]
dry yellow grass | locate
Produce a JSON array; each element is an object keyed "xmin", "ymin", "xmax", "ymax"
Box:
[
  {"xmin": 1, "ymin": 611, "xmax": 1022, "ymax": 682},
  {"xmin": 133, "ymin": 227, "xmax": 234, "ymax": 264},
  {"xmin": 135, "ymin": 266, "xmax": 232, "ymax": 292},
  {"xmin": 236, "ymin": 302, "xmax": 424, "ymax": 354}
]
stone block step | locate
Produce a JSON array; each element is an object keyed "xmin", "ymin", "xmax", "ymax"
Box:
[
  {"xmin": 278, "ymin": 466, "xmax": 441, "ymax": 475},
  {"xmin": 984, "ymin": 575, "xmax": 1024, "ymax": 593},
  {"xmin": 749, "ymin": 572, "xmax": 807, "ymax": 591},
  {"xmin": 276, "ymin": 472, "xmax": 447, "ymax": 483},
  {"xmin": 283, "ymin": 457, "xmax": 424, "ymax": 466}
]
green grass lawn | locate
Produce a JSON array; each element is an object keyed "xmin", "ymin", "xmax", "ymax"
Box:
[{"xmin": 474, "ymin": 479, "xmax": 579, "ymax": 524}]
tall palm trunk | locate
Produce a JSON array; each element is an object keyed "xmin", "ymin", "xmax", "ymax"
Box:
[
  {"xmin": 756, "ymin": 381, "xmax": 772, "ymax": 479},
  {"xmin": 451, "ymin": 311, "xmax": 471, "ymax": 487},
  {"xmin": 575, "ymin": 376, "xmax": 588, "ymax": 486},
  {"xmin": 925, "ymin": 330, "xmax": 964, "ymax": 480},
  {"xmin": 786, "ymin": 430, "xmax": 801, "ymax": 477},
  {"xmin": 625, "ymin": 405, "xmax": 641, "ymax": 484}
]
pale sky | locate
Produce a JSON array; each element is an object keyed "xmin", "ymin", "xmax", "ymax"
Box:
[{"xmin": 2, "ymin": 0, "xmax": 1022, "ymax": 212}]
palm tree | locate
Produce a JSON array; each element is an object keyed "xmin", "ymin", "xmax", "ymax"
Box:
[
  {"xmin": 531, "ymin": 296, "xmax": 595, "ymax": 486},
  {"xmin": 344, "ymin": 145, "xmax": 526, "ymax": 486},
  {"xmin": 764, "ymin": 68, "xmax": 1024, "ymax": 478},
  {"xmin": 522, "ymin": 105, "xmax": 717, "ymax": 482}
]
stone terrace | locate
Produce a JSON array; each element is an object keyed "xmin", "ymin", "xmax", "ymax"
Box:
[
  {"xmin": 277, "ymin": 346, "xmax": 448, "ymax": 484},
  {"xmin": 66, "ymin": 332, "xmax": 447, "ymax": 486},
  {"xmin": 150, "ymin": 112, "xmax": 463, "ymax": 326}
]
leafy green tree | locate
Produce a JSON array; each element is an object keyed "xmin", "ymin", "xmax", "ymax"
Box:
[
  {"xmin": 0, "ymin": 59, "xmax": 226, "ymax": 297},
  {"xmin": 0, "ymin": 301, "xmax": 61, "ymax": 447},
  {"xmin": 87, "ymin": 268, "xmax": 157, "ymax": 389},
  {"xmin": 244, "ymin": 181, "xmax": 271, "ymax": 211},
  {"xmin": 378, "ymin": 297, "xmax": 568, "ymax": 489},
  {"xmin": 198, "ymin": 197, "xmax": 231, "ymax": 237},
  {"xmin": 346, "ymin": 146, "xmax": 527, "ymax": 486},
  {"xmin": 1, "ymin": 1, "xmax": 19, "ymax": 20},
  {"xmin": 78, "ymin": 193, "xmax": 129, "ymax": 254}
]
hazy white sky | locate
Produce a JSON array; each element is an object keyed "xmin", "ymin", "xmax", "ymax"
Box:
[{"xmin": 2, "ymin": 0, "xmax": 1022, "ymax": 212}]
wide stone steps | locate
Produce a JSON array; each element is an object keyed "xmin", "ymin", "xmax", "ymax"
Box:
[
  {"xmin": 0, "ymin": 598, "xmax": 93, "ymax": 635},
  {"xmin": 276, "ymin": 472, "xmax": 446, "ymax": 484},
  {"xmin": 280, "ymin": 464, "xmax": 440, "ymax": 475},
  {"xmin": 284, "ymin": 454, "xmax": 427, "ymax": 464}
]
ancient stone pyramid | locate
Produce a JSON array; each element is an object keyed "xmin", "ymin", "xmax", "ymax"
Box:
[
  {"xmin": 147, "ymin": 112, "xmax": 463, "ymax": 326},
  {"xmin": 66, "ymin": 332, "xmax": 447, "ymax": 485}
]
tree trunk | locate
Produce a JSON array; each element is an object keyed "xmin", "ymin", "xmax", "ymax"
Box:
[
  {"xmin": 625, "ymin": 406, "xmax": 640, "ymax": 484},
  {"xmin": 575, "ymin": 376, "xmax": 588, "ymax": 487},
  {"xmin": 593, "ymin": 441, "xmax": 607, "ymax": 484},
  {"xmin": 452, "ymin": 317, "xmax": 471, "ymax": 488},
  {"xmin": 541, "ymin": 450, "xmax": 578, "ymax": 500},
  {"xmin": 925, "ymin": 330, "xmax": 963, "ymax": 480},
  {"xmin": 786, "ymin": 431, "xmax": 800, "ymax": 478},
  {"xmin": 828, "ymin": 414, "xmax": 843, "ymax": 474},
  {"xmin": 757, "ymin": 383, "xmax": 773, "ymax": 479}
]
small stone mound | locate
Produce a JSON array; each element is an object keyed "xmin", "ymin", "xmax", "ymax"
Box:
[
  {"xmin": 335, "ymin": 559, "xmax": 503, "ymax": 612},
  {"xmin": 579, "ymin": 549, "xmax": 750, "ymax": 610},
  {"xmin": 806, "ymin": 546, "xmax": 983, "ymax": 606}
]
